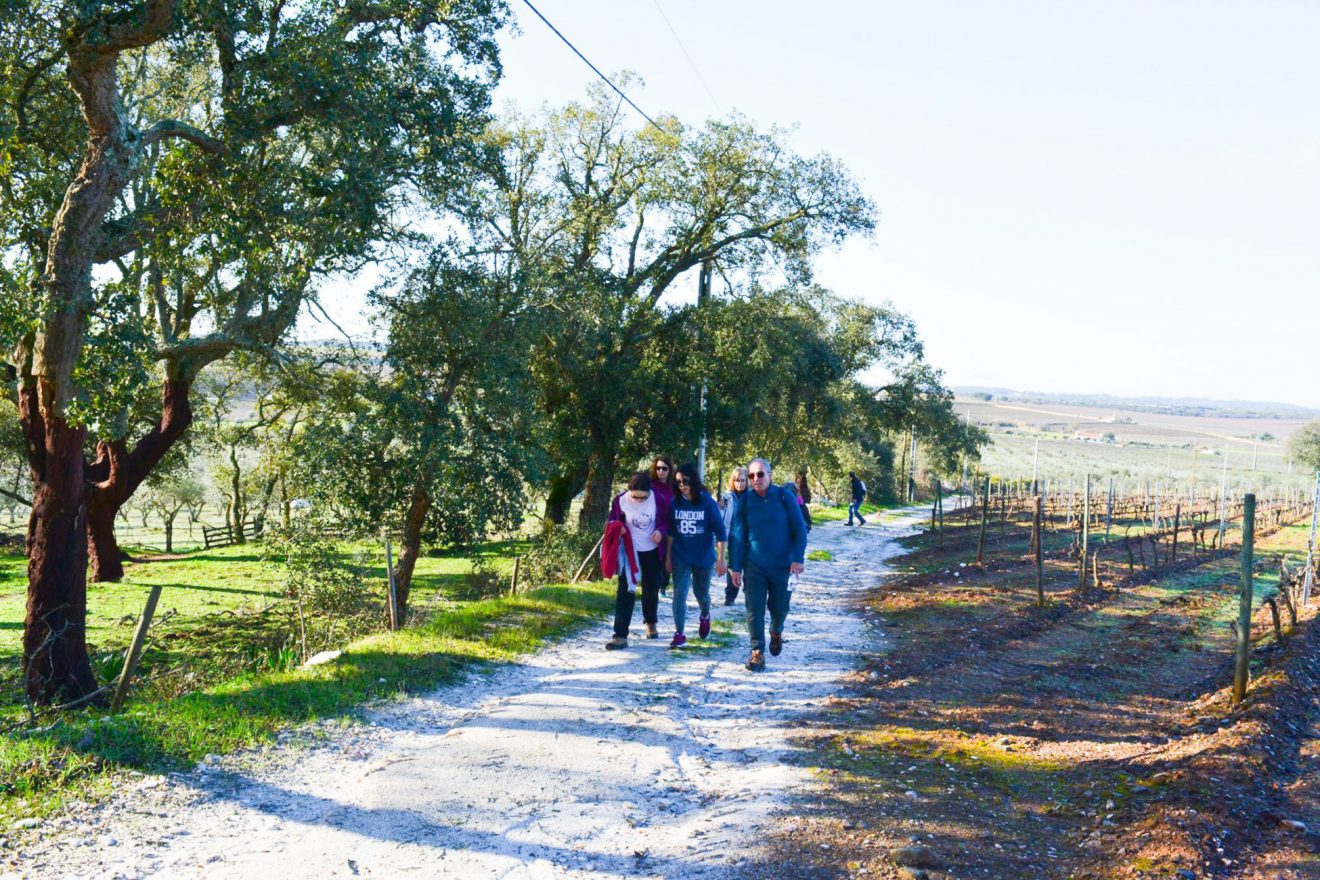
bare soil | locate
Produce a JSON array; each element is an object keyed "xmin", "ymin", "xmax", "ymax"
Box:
[{"xmin": 761, "ymin": 509, "xmax": 1320, "ymax": 880}]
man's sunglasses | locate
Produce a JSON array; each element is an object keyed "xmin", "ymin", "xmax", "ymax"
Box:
[{"xmin": 748, "ymin": 471, "xmax": 768, "ymax": 479}]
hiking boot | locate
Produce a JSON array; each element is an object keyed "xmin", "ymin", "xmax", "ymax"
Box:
[
  {"xmin": 646, "ymin": 624, "xmax": 659, "ymax": 639},
  {"xmin": 698, "ymin": 614, "xmax": 711, "ymax": 639},
  {"xmin": 669, "ymin": 632, "xmax": 687, "ymax": 649},
  {"xmin": 769, "ymin": 631, "xmax": 783, "ymax": 656},
  {"xmin": 745, "ymin": 649, "xmax": 765, "ymax": 671},
  {"xmin": 605, "ymin": 636, "xmax": 628, "ymax": 651}
]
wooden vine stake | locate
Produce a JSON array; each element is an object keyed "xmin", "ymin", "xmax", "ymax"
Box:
[
  {"xmin": 1304, "ymin": 471, "xmax": 1319, "ymax": 605},
  {"xmin": 1078, "ymin": 474, "xmax": 1090, "ymax": 591},
  {"xmin": 1034, "ymin": 494, "xmax": 1044, "ymax": 607},
  {"xmin": 976, "ymin": 478, "xmax": 989, "ymax": 565},
  {"xmin": 385, "ymin": 537, "xmax": 399, "ymax": 631},
  {"xmin": 1232, "ymin": 493, "xmax": 1256, "ymax": 707}
]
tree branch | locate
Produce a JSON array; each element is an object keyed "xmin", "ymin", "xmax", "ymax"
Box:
[
  {"xmin": 0, "ymin": 487, "xmax": 32, "ymax": 508},
  {"xmin": 140, "ymin": 119, "xmax": 224, "ymax": 154}
]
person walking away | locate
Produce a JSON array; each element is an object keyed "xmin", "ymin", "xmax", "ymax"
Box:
[
  {"xmin": 848, "ymin": 471, "xmax": 867, "ymax": 526},
  {"xmin": 665, "ymin": 462, "xmax": 727, "ymax": 648},
  {"xmin": 719, "ymin": 467, "xmax": 748, "ymax": 605},
  {"xmin": 604, "ymin": 472, "xmax": 669, "ymax": 649},
  {"xmin": 650, "ymin": 456, "xmax": 677, "ymax": 596},
  {"xmin": 729, "ymin": 458, "xmax": 807, "ymax": 671}
]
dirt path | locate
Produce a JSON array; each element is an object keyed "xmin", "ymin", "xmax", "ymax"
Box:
[{"xmin": 11, "ymin": 516, "xmax": 918, "ymax": 880}]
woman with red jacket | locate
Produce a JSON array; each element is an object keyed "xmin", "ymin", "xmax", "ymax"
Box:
[{"xmin": 604, "ymin": 472, "xmax": 670, "ymax": 650}]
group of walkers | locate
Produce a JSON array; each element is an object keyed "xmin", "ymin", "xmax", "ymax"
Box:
[{"xmin": 601, "ymin": 454, "xmax": 816, "ymax": 672}]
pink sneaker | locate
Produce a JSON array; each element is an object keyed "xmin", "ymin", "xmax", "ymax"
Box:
[
  {"xmin": 669, "ymin": 632, "xmax": 687, "ymax": 649},
  {"xmin": 698, "ymin": 614, "xmax": 711, "ymax": 639}
]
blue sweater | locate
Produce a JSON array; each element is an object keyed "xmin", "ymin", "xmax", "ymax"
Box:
[
  {"xmin": 668, "ymin": 491, "xmax": 727, "ymax": 568},
  {"xmin": 729, "ymin": 484, "xmax": 807, "ymax": 572}
]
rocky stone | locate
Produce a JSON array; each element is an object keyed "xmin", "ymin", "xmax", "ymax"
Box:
[
  {"xmin": 888, "ymin": 845, "xmax": 940, "ymax": 869},
  {"xmin": 11, "ymin": 819, "xmax": 39, "ymax": 831}
]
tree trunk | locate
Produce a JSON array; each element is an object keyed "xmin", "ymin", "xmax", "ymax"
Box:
[
  {"xmin": 163, "ymin": 511, "xmax": 176, "ymax": 553},
  {"xmin": 85, "ymin": 378, "xmax": 193, "ymax": 581},
  {"xmin": 578, "ymin": 449, "xmax": 615, "ymax": 529},
  {"xmin": 22, "ymin": 385, "xmax": 99, "ymax": 705},
  {"xmin": 543, "ymin": 466, "xmax": 586, "ymax": 526},
  {"xmin": 229, "ymin": 445, "xmax": 245, "ymax": 544},
  {"xmin": 392, "ymin": 482, "xmax": 432, "ymax": 624}
]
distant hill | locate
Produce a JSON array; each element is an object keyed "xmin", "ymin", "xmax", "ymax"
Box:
[{"xmin": 953, "ymin": 387, "xmax": 1320, "ymax": 421}]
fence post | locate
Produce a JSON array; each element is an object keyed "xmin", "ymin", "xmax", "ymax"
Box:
[
  {"xmin": 1105, "ymin": 477, "xmax": 1114, "ymax": 544},
  {"xmin": 509, "ymin": 556, "xmax": 521, "ymax": 596},
  {"xmin": 1232, "ymin": 493, "xmax": 1256, "ymax": 706},
  {"xmin": 976, "ymin": 478, "xmax": 989, "ymax": 565},
  {"xmin": 1034, "ymin": 494, "xmax": 1044, "ymax": 607},
  {"xmin": 385, "ymin": 537, "xmax": 399, "ymax": 631},
  {"xmin": 1171, "ymin": 503, "xmax": 1181, "ymax": 564},
  {"xmin": 1078, "ymin": 474, "xmax": 1090, "ymax": 590},
  {"xmin": 1304, "ymin": 472, "xmax": 1319, "ymax": 605},
  {"xmin": 111, "ymin": 584, "xmax": 163, "ymax": 713}
]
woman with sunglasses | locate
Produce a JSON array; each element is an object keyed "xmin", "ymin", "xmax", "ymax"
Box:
[
  {"xmin": 650, "ymin": 456, "xmax": 677, "ymax": 596},
  {"xmin": 605, "ymin": 472, "xmax": 670, "ymax": 649},
  {"xmin": 719, "ymin": 467, "xmax": 749, "ymax": 605},
  {"xmin": 665, "ymin": 462, "xmax": 727, "ymax": 648}
]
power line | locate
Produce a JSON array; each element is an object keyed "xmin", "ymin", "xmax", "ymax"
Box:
[
  {"xmin": 650, "ymin": 0, "xmax": 720, "ymax": 112},
  {"xmin": 519, "ymin": 0, "xmax": 666, "ymax": 134}
]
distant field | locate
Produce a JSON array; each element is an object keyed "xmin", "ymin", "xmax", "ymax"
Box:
[{"xmin": 959, "ymin": 397, "xmax": 1315, "ymax": 492}]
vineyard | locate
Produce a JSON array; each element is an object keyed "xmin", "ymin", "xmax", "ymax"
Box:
[{"xmin": 765, "ymin": 481, "xmax": 1320, "ymax": 879}]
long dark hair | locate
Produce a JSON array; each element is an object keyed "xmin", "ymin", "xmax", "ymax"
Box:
[
  {"xmin": 675, "ymin": 462, "xmax": 705, "ymax": 500},
  {"xmin": 795, "ymin": 472, "xmax": 812, "ymax": 504},
  {"xmin": 650, "ymin": 454, "xmax": 676, "ymax": 488}
]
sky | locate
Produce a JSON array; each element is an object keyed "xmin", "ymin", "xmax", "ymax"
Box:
[{"xmin": 316, "ymin": 1, "xmax": 1320, "ymax": 408}]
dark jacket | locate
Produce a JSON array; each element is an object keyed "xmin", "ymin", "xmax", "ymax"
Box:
[
  {"xmin": 851, "ymin": 475, "xmax": 867, "ymax": 503},
  {"xmin": 669, "ymin": 490, "xmax": 728, "ymax": 568}
]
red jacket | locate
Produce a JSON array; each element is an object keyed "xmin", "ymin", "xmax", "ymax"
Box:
[{"xmin": 601, "ymin": 520, "xmax": 640, "ymax": 586}]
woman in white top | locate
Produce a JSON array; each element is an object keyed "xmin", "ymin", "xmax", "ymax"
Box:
[{"xmin": 604, "ymin": 472, "xmax": 670, "ymax": 649}]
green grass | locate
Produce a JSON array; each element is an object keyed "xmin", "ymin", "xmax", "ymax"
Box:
[
  {"xmin": 0, "ymin": 577, "xmax": 615, "ymax": 821},
  {"xmin": 807, "ymin": 549, "xmax": 833, "ymax": 562},
  {"xmin": 811, "ymin": 502, "xmax": 891, "ymax": 524}
]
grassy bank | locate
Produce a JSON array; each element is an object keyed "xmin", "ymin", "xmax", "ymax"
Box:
[{"xmin": 0, "ymin": 542, "xmax": 613, "ymax": 822}]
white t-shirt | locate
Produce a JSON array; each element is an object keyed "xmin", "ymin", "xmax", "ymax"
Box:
[{"xmin": 618, "ymin": 492, "xmax": 660, "ymax": 552}]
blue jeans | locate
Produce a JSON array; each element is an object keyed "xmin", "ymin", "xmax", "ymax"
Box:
[
  {"xmin": 670, "ymin": 557, "xmax": 712, "ymax": 634},
  {"xmin": 848, "ymin": 500, "xmax": 865, "ymax": 524},
  {"xmin": 743, "ymin": 563, "xmax": 790, "ymax": 653}
]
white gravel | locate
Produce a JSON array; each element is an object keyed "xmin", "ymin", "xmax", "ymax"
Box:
[{"xmin": 7, "ymin": 515, "xmax": 916, "ymax": 880}]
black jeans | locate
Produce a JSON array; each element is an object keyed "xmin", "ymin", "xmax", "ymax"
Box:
[{"xmin": 613, "ymin": 548, "xmax": 661, "ymax": 638}]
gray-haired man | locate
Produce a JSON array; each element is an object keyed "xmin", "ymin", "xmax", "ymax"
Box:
[{"xmin": 728, "ymin": 458, "xmax": 807, "ymax": 671}]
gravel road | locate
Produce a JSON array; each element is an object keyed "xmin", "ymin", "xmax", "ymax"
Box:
[{"xmin": 12, "ymin": 514, "xmax": 915, "ymax": 880}]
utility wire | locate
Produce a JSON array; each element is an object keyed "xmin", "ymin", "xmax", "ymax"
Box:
[
  {"xmin": 650, "ymin": 0, "xmax": 720, "ymax": 112},
  {"xmin": 519, "ymin": 0, "xmax": 666, "ymax": 134}
]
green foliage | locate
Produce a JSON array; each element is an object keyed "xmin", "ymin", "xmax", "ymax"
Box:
[
  {"xmin": 264, "ymin": 518, "xmax": 377, "ymax": 654},
  {"xmin": 1289, "ymin": 420, "xmax": 1320, "ymax": 473},
  {"xmin": 476, "ymin": 86, "xmax": 880, "ymax": 518},
  {"xmin": 521, "ymin": 523, "xmax": 601, "ymax": 587}
]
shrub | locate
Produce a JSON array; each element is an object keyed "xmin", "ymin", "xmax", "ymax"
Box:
[{"xmin": 521, "ymin": 523, "xmax": 601, "ymax": 587}]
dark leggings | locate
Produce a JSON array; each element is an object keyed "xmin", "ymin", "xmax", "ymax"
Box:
[{"xmin": 613, "ymin": 548, "xmax": 662, "ymax": 638}]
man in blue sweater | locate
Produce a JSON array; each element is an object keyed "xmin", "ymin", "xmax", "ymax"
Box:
[{"xmin": 729, "ymin": 458, "xmax": 807, "ymax": 671}]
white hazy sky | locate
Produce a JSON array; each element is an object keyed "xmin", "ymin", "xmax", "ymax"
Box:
[{"xmin": 317, "ymin": 1, "xmax": 1320, "ymax": 408}]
